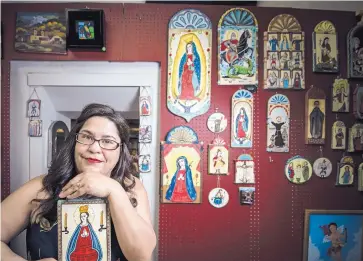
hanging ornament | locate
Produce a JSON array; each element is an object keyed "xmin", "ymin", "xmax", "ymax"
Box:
[
  {"xmin": 313, "ymin": 146, "xmax": 332, "ymax": 178},
  {"xmin": 207, "ymin": 107, "xmax": 227, "ymax": 133},
  {"xmin": 208, "ymin": 175, "xmax": 229, "ymax": 208}
]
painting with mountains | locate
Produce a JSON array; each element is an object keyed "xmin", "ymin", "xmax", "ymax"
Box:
[{"xmin": 15, "ymin": 12, "xmax": 66, "ymax": 54}]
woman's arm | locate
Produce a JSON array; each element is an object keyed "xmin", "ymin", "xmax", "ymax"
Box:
[
  {"xmin": 108, "ymin": 178, "xmax": 156, "ymax": 261},
  {"xmin": 1, "ymin": 175, "xmax": 45, "ymax": 261}
]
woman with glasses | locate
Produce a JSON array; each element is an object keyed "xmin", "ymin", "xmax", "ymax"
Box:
[{"xmin": 1, "ymin": 103, "xmax": 156, "ymax": 261}]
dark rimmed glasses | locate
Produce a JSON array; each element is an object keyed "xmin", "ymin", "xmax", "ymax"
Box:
[{"xmin": 76, "ymin": 133, "xmax": 120, "ymax": 150}]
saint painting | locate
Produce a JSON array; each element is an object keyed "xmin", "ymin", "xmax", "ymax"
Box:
[
  {"xmin": 313, "ymin": 21, "xmax": 339, "ymax": 73},
  {"xmin": 331, "ymin": 121, "xmax": 346, "ymax": 150},
  {"xmin": 167, "ymin": 9, "xmax": 212, "ymax": 122},
  {"xmin": 140, "ymin": 99, "xmax": 151, "ymax": 116},
  {"xmin": 332, "ymin": 78, "xmax": 349, "ymax": 113},
  {"xmin": 218, "ymin": 8, "xmax": 258, "ymax": 86},
  {"xmin": 347, "ymin": 123, "xmax": 363, "ymax": 152},
  {"xmin": 347, "ymin": 13, "xmax": 363, "ymax": 79},
  {"xmin": 309, "ymin": 100, "xmax": 325, "ymax": 140},
  {"xmin": 208, "ymin": 138, "xmax": 229, "ymax": 175},
  {"xmin": 353, "ymin": 85, "xmax": 363, "ymax": 119},
  {"xmin": 231, "ymin": 89, "xmax": 253, "ymax": 148},
  {"xmin": 285, "ymin": 156, "xmax": 312, "ymax": 184},
  {"xmin": 336, "ymin": 156, "xmax": 355, "ymax": 186}
]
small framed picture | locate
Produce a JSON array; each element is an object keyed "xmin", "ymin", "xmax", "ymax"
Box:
[
  {"xmin": 57, "ymin": 199, "xmax": 111, "ymax": 261},
  {"xmin": 28, "ymin": 119, "xmax": 42, "ymax": 137},
  {"xmin": 27, "ymin": 99, "xmax": 41, "ymax": 117}
]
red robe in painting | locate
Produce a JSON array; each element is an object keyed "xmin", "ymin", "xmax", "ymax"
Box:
[
  {"xmin": 179, "ymin": 54, "xmax": 199, "ymax": 100},
  {"xmin": 70, "ymin": 226, "xmax": 99, "ymax": 261},
  {"xmin": 170, "ymin": 169, "xmax": 193, "ymax": 203}
]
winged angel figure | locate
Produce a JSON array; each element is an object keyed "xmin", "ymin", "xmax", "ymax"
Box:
[
  {"xmin": 319, "ymin": 223, "xmax": 347, "ymax": 261},
  {"xmin": 221, "ymin": 29, "xmax": 254, "ymax": 78}
]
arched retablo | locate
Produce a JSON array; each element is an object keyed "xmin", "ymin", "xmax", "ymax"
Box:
[{"xmin": 268, "ymin": 14, "xmax": 301, "ymax": 32}]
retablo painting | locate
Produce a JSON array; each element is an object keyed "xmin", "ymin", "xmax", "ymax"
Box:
[
  {"xmin": 235, "ymin": 154, "xmax": 255, "ymax": 184},
  {"xmin": 217, "ymin": 8, "xmax": 258, "ymax": 86},
  {"xmin": 57, "ymin": 199, "xmax": 111, "ymax": 261},
  {"xmin": 331, "ymin": 120, "xmax": 346, "ymax": 150},
  {"xmin": 231, "ymin": 89, "xmax": 253, "ymax": 148},
  {"xmin": 167, "ymin": 9, "xmax": 212, "ymax": 122},
  {"xmin": 15, "ymin": 12, "xmax": 66, "ymax": 54},
  {"xmin": 303, "ymin": 209, "xmax": 363, "ymax": 261},
  {"xmin": 161, "ymin": 126, "xmax": 203, "ymax": 204},
  {"xmin": 285, "ymin": 155, "xmax": 312, "ymax": 184},
  {"xmin": 305, "ymin": 86, "xmax": 326, "ymax": 145},
  {"xmin": 353, "ymin": 84, "xmax": 363, "ymax": 119},
  {"xmin": 207, "ymin": 112, "xmax": 227, "ymax": 133},
  {"xmin": 347, "ymin": 123, "xmax": 363, "ymax": 152},
  {"xmin": 208, "ymin": 137, "xmax": 229, "ymax": 175},
  {"xmin": 264, "ymin": 14, "xmax": 305, "ymax": 89},
  {"xmin": 267, "ymin": 94, "xmax": 290, "ymax": 152},
  {"xmin": 347, "ymin": 13, "xmax": 363, "ymax": 79},
  {"xmin": 336, "ymin": 156, "xmax": 355, "ymax": 186},
  {"xmin": 312, "ymin": 20, "xmax": 339, "ymax": 73},
  {"xmin": 313, "ymin": 157, "xmax": 332, "ymax": 178},
  {"xmin": 332, "ymin": 78, "xmax": 349, "ymax": 113}
]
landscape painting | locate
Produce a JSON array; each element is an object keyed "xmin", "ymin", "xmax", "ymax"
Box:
[{"xmin": 15, "ymin": 12, "xmax": 66, "ymax": 54}]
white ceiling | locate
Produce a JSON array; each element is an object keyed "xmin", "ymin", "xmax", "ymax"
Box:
[{"xmin": 44, "ymin": 86, "xmax": 140, "ymax": 119}]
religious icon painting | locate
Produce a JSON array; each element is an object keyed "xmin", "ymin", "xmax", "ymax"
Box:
[
  {"xmin": 208, "ymin": 188, "xmax": 229, "ymax": 208},
  {"xmin": 347, "ymin": 13, "xmax": 363, "ymax": 79},
  {"xmin": 332, "ymin": 78, "xmax": 349, "ymax": 113},
  {"xmin": 305, "ymin": 86, "xmax": 326, "ymax": 145},
  {"xmin": 208, "ymin": 137, "xmax": 229, "ymax": 175},
  {"xmin": 312, "ymin": 20, "xmax": 339, "ymax": 73},
  {"xmin": 207, "ymin": 112, "xmax": 227, "ymax": 133},
  {"xmin": 160, "ymin": 126, "xmax": 203, "ymax": 204},
  {"xmin": 217, "ymin": 8, "xmax": 258, "ymax": 86},
  {"xmin": 167, "ymin": 9, "xmax": 212, "ymax": 122},
  {"xmin": 347, "ymin": 123, "xmax": 363, "ymax": 152},
  {"xmin": 264, "ymin": 14, "xmax": 305, "ymax": 89},
  {"xmin": 234, "ymin": 154, "xmax": 255, "ymax": 184},
  {"xmin": 358, "ymin": 162, "xmax": 363, "ymax": 191},
  {"xmin": 26, "ymin": 99, "xmax": 41, "ymax": 118},
  {"xmin": 239, "ymin": 187, "xmax": 255, "ymax": 205},
  {"xmin": 57, "ymin": 199, "xmax": 111, "ymax": 261},
  {"xmin": 336, "ymin": 156, "xmax": 354, "ymax": 186},
  {"xmin": 331, "ymin": 120, "xmax": 347, "ymax": 150},
  {"xmin": 139, "ymin": 125, "xmax": 152, "ymax": 143},
  {"xmin": 231, "ymin": 89, "xmax": 253, "ymax": 148},
  {"xmin": 285, "ymin": 155, "xmax": 312, "ymax": 184},
  {"xmin": 139, "ymin": 96, "xmax": 151, "ymax": 116},
  {"xmin": 313, "ymin": 157, "xmax": 332, "ymax": 178},
  {"xmin": 353, "ymin": 84, "xmax": 363, "ymax": 120},
  {"xmin": 139, "ymin": 154, "xmax": 151, "ymax": 173},
  {"xmin": 267, "ymin": 94, "xmax": 290, "ymax": 152},
  {"xmin": 28, "ymin": 119, "xmax": 42, "ymax": 137}
]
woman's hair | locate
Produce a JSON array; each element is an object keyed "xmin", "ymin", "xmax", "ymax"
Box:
[{"xmin": 32, "ymin": 103, "xmax": 137, "ymax": 224}]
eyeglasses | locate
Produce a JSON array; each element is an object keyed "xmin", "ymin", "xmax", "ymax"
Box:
[{"xmin": 76, "ymin": 133, "xmax": 120, "ymax": 150}]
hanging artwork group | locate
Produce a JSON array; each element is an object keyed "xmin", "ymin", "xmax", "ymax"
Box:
[
  {"xmin": 167, "ymin": 9, "xmax": 212, "ymax": 122},
  {"xmin": 217, "ymin": 8, "xmax": 258, "ymax": 87}
]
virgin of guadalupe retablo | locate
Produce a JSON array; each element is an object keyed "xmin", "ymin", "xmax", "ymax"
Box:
[
  {"xmin": 167, "ymin": 9, "xmax": 212, "ymax": 122},
  {"xmin": 305, "ymin": 86, "xmax": 326, "ymax": 145},
  {"xmin": 336, "ymin": 156, "xmax": 354, "ymax": 186},
  {"xmin": 312, "ymin": 20, "xmax": 339, "ymax": 73},
  {"xmin": 347, "ymin": 12, "xmax": 363, "ymax": 79},
  {"xmin": 353, "ymin": 84, "xmax": 363, "ymax": 119},
  {"xmin": 208, "ymin": 137, "xmax": 229, "ymax": 175},
  {"xmin": 285, "ymin": 155, "xmax": 312, "ymax": 184},
  {"xmin": 231, "ymin": 89, "xmax": 253, "ymax": 148},
  {"xmin": 266, "ymin": 94, "xmax": 290, "ymax": 152},
  {"xmin": 332, "ymin": 78, "xmax": 349, "ymax": 113},
  {"xmin": 347, "ymin": 123, "xmax": 363, "ymax": 152},
  {"xmin": 264, "ymin": 14, "xmax": 305, "ymax": 89},
  {"xmin": 217, "ymin": 8, "xmax": 258, "ymax": 86},
  {"xmin": 331, "ymin": 120, "xmax": 346, "ymax": 150},
  {"xmin": 161, "ymin": 126, "xmax": 203, "ymax": 204},
  {"xmin": 58, "ymin": 200, "xmax": 110, "ymax": 261}
]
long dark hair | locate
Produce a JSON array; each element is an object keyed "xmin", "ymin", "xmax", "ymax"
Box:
[{"xmin": 32, "ymin": 103, "xmax": 137, "ymax": 224}]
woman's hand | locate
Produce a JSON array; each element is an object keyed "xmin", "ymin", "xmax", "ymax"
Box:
[{"xmin": 59, "ymin": 172, "xmax": 120, "ymax": 199}]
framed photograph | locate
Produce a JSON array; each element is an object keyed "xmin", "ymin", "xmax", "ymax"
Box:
[
  {"xmin": 66, "ymin": 9, "xmax": 105, "ymax": 50},
  {"xmin": 303, "ymin": 209, "xmax": 363, "ymax": 261},
  {"xmin": 57, "ymin": 199, "xmax": 111, "ymax": 261}
]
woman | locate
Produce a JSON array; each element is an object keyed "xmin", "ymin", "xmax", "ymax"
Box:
[{"xmin": 1, "ymin": 103, "xmax": 156, "ymax": 261}]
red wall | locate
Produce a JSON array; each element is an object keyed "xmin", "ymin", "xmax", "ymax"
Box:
[{"xmin": 2, "ymin": 3, "xmax": 363, "ymax": 261}]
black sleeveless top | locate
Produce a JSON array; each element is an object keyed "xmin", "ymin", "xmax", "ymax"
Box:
[{"xmin": 26, "ymin": 221, "xmax": 128, "ymax": 261}]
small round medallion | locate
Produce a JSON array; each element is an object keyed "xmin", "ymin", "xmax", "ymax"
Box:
[
  {"xmin": 207, "ymin": 112, "xmax": 227, "ymax": 133},
  {"xmin": 313, "ymin": 157, "xmax": 332, "ymax": 178},
  {"xmin": 285, "ymin": 155, "xmax": 312, "ymax": 184},
  {"xmin": 208, "ymin": 188, "xmax": 229, "ymax": 208}
]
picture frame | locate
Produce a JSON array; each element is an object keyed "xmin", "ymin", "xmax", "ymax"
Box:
[
  {"xmin": 66, "ymin": 9, "xmax": 105, "ymax": 51},
  {"xmin": 57, "ymin": 199, "xmax": 111, "ymax": 261},
  {"xmin": 303, "ymin": 209, "xmax": 363, "ymax": 261}
]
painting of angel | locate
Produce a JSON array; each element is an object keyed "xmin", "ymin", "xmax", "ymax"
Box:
[{"xmin": 303, "ymin": 209, "xmax": 363, "ymax": 261}]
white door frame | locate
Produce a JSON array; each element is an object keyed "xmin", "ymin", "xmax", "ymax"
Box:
[{"xmin": 10, "ymin": 61, "xmax": 160, "ymax": 260}]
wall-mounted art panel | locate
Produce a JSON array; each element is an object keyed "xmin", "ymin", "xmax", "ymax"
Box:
[
  {"xmin": 331, "ymin": 120, "xmax": 346, "ymax": 150},
  {"xmin": 353, "ymin": 84, "xmax": 363, "ymax": 119},
  {"xmin": 347, "ymin": 123, "xmax": 363, "ymax": 152},
  {"xmin": 208, "ymin": 137, "xmax": 229, "ymax": 175},
  {"xmin": 332, "ymin": 78, "xmax": 349, "ymax": 112},
  {"xmin": 347, "ymin": 18, "xmax": 363, "ymax": 79}
]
